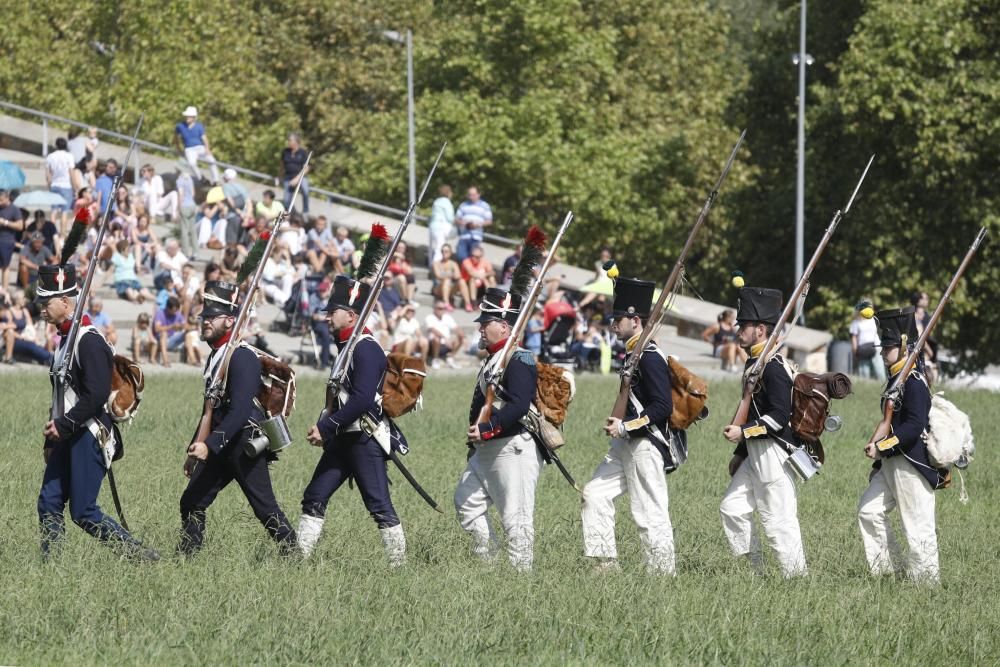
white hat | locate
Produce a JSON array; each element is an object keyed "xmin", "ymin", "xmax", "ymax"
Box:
[
  {"xmin": 182, "ymin": 106, "xmax": 198, "ymax": 117},
  {"xmin": 223, "ymin": 168, "xmax": 237, "ymax": 181}
]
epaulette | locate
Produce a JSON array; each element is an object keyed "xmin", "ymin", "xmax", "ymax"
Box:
[{"xmin": 512, "ymin": 349, "xmax": 536, "ymax": 367}]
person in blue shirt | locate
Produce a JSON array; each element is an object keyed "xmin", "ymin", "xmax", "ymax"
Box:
[
  {"xmin": 93, "ymin": 159, "xmax": 117, "ymax": 216},
  {"xmin": 174, "ymin": 106, "xmax": 220, "ymax": 184},
  {"xmin": 454, "ymin": 186, "xmax": 493, "ymax": 261}
]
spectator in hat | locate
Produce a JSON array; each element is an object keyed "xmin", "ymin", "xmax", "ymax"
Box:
[
  {"xmin": 24, "ymin": 210, "xmax": 58, "ymax": 254},
  {"xmin": 391, "ymin": 303, "xmax": 428, "ymax": 358},
  {"xmin": 46, "ymin": 137, "xmax": 76, "ymax": 234},
  {"xmin": 18, "ymin": 231, "xmax": 55, "ymax": 288},
  {"xmin": 174, "ymin": 106, "xmax": 220, "ymax": 184},
  {"xmin": 280, "ymin": 133, "xmax": 310, "ymax": 214},
  {"xmin": 0, "ymin": 190, "xmax": 25, "ymax": 292},
  {"xmin": 221, "ymin": 168, "xmax": 249, "ymax": 212}
]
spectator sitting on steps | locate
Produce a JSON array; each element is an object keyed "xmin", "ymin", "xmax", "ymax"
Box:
[
  {"xmin": 425, "ymin": 300, "xmax": 464, "ymax": 369},
  {"xmin": 391, "ymin": 303, "xmax": 428, "ymax": 358},
  {"xmin": 153, "ymin": 296, "xmax": 186, "ymax": 367},
  {"xmin": 130, "ymin": 312, "xmax": 157, "ymax": 363},
  {"xmin": 460, "ymin": 244, "xmax": 496, "ymax": 311},
  {"xmin": 109, "ymin": 239, "xmax": 153, "ymax": 304},
  {"xmin": 431, "ymin": 243, "xmax": 469, "ymax": 312},
  {"xmin": 86, "ymin": 296, "xmax": 118, "ymax": 346}
]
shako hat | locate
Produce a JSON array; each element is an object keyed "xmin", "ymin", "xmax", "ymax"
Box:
[
  {"xmin": 202, "ymin": 280, "xmax": 240, "ymax": 318},
  {"xmin": 612, "ymin": 277, "xmax": 655, "ymax": 319},
  {"xmin": 736, "ymin": 287, "xmax": 783, "ymax": 326},
  {"xmin": 36, "ymin": 264, "xmax": 79, "ymax": 300},
  {"xmin": 325, "ymin": 274, "xmax": 372, "ymax": 315},
  {"xmin": 475, "ymin": 226, "xmax": 547, "ymax": 326},
  {"xmin": 875, "ymin": 306, "xmax": 918, "ymax": 349}
]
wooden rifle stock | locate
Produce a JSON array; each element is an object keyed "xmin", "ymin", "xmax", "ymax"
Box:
[
  {"xmin": 729, "ymin": 154, "xmax": 874, "ymax": 429},
  {"xmin": 321, "ymin": 143, "xmax": 447, "ymax": 417},
  {"xmin": 609, "ymin": 130, "xmax": 746, "ymax": 421},
  {"xmin": 475, "ymin": 212, "xmax": 575, "ymax": 427},
  {"xmin": 188, "ymin": 152, "xmax": 313, "ymax": 450},
  {"xmin": 869, "ymin": 226, "xmax": 987, "ymax": 448},
  {"xmin": 51, "ymin": 114, "xmax": 144, "ymax": 422}
]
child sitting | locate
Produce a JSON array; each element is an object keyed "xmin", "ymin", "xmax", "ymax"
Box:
[{"xmin": 130, "ymin": 312, "xmax": 158, "ymax": 363}]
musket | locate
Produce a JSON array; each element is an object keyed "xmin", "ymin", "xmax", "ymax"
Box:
[
  {"xmin": 475, "ymin": 212, "xmax": 581, "ymax": 492},
  {"xmin": 609, "ymin": 129, "xmax": 746, "ymax": 422},
  {"xmin": 324, "ymin": 142, "xmax": 446, "ymax": 405},
  {"xmin": 321, "ymin": 144, "xmax": 447, "ymax": 511},
  {"xmin": 729, "ymin": 154, "xmax": 875, "ymax": 429},
  {"xmin": 51, "ymin": 114, "xmax": 144, "ymax": 422},
  {"xmin": 187, "ymin": 152, "xmax": 312, "ymax": 461},
  {"xmin": 871, "ymin": 226, "xmax": 987, "ymax": 450}
]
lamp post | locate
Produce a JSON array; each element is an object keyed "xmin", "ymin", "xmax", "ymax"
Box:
[
  {"xmin": 382, "ymin": 29, "xmax": 416, "ymax": 206},
  {"xmin": 793, "ymin": 1, "xmax": 814, "ymax": 320}
]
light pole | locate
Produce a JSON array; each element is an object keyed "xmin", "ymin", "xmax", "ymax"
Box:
[
  {"xmin": 383, "ymin": 29, "xmax": 416, "ymax": 205},
  {"xmin": 793, "ymin": 1, "xmax": 814, "ymax": 318}
]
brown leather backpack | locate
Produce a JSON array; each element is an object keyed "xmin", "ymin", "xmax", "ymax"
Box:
[
  {"xmin": 383, "ymin": 353, "xmax": 427, "ymax": 418},
  {"xmin": 667, "ymin": 357, "xmax": 709, "ymax": 430},
  {"xmin": 790, "ymin": 371, "xmax": 852, "ymax": 444},
  {"xmin": 257, "ymin": 354, "xmax": 297, "ymax": 418}
]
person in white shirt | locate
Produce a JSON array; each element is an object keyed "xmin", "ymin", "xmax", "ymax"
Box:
[
  {"xmin": 392, "ymin": 304, "xmax": 429, "ymax": 358},
  {"xmin": 278, "ymin": 216, "xmax": 307, "ymax": 256},
  {"xmin": 135, "ymin": 164, "xmax": 179, "ymax": 222},
  {"xmin": 46, "ymin": 138, "xmax": 76, "ymax": 233},
  {"xmin": 155, "ymin": 239, "xmax": 189, "ymax": 285},
  {"xmin": 850, "ymin": 300, "xmax": 884, "ymax": 380},
  {"xmin": 261, "ymin": 249, "xmax": 296, "ymax": 307},
  {"xmin": 424, "ymin": 300, "xmax": 464, "ymax": 369}
]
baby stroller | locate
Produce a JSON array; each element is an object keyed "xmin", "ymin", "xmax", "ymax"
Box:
[
  {"xmin": 279, "ymin": 272, "xmax": 323, "ymax": 336},
  {"xmin": 539, "ymin": 313, "xmax": 577, "ymax": 367}
]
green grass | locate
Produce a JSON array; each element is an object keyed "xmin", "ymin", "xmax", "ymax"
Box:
[{"xmin": 1, "ymin": 370, "xmax": 998, "ymax": 665}]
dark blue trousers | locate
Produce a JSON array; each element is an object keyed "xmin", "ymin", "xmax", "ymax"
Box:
[
  {"xmin": 37, "ymin": 428, "xmax": 134, "ymax": 554},
  {"xmin": 178, "ymin": 440, "xmax": 296, "ymax": 554},
  {"xmin": 301, "ymin": 432, "xmax": 399, "ymax": 528},
  {"xmin": 312, "ymin": 320, "xmax": 333, "ymax": 368}
]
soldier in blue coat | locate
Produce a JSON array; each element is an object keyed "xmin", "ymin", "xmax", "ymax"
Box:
[
  {"xmin": 179, "ymin": 280, "xmax": 297, "ymax": 555},
  {"xmin": 455, "ymin": 286, "xmax": 542, "ymax": 572},
  {"xmin": 858, "ymin": 306, "xmax": 946, "ymax": 583},
  {"xmin": 720, "ymin": 287, "xmax": 808, "ymax": 577},
  {"xmin": 581, "ymin": 274, "xmax": 679, "ymax": 574},
  {"xmin": 36, "ymin": 263, "xmax": 158, "ymax": 560},
  {"xmin": 297, "ymin": 274, "xmax": 406, "ymax": 566}
]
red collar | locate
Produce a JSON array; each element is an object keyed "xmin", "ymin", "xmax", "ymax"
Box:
[
  {"xmin": 337, "ymin": 325, "xmax": 372, "ymax": 343},
  {"xmin": 210, "ymin": 329, "xmax": 233, "ymax": 350},
  {"xmin": 487, "ymin": 337, "xmax": 509, "ymax": 354},
  {"xmin": 58, "ymin": 314, "xmax": 91, "ymax": 335}
]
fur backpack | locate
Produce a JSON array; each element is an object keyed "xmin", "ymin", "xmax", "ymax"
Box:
[
  {"xmin": 666, "ymin": 357, "xmax": 709, "ymax": 430},
  {"xmin": 383, "ymin": 353, "xmax": 427, "ymax": 418},
  {"xmin": 246, "ymin": 346, "xmax": 296, "ymax": 418},
  {"xmin": 108, "ymin": 355, "xmax": 144, "ymax": 423},
  {"xmin": 535, "ymin": 362, "xmax": 576, "ymax": 427}
]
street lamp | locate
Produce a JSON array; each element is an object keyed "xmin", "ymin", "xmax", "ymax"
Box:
[
  {"xmin": 382, "ymin": 29, "xmax": 416, "ymax": 206},
  {"xmin": 793, "ymin": 1, "xmax": 814, "ymax": 321}
]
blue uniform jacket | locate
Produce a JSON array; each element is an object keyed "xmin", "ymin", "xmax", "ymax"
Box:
[
  {"xmin": 48, "ymin": 329, "xmax": 113, "ymax": 443},
  {"xmin": 623, "ymin": 344, "xmax": 673, "ymax": 440},
  {"xmin": 734, "ymin": 355, "xmax": 795, "ymax": 458},
  {"xmin": 874, "ymin": 371, "xmax": 947, "ymax": 490},
  {"xmin": 470, "ymin": 350, "xmax": 537, "ymax": 440},
  {"xmin": 317, "ymin": 336, "xmax": 387, "ymax": 443},
  {"xmin": 204, "ymin": 345, "xmax": 265, "ymax": 455}
]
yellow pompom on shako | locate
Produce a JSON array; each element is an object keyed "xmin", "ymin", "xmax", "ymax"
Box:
[
  {"xmin": 731, "ymin": 270, "xmax": 745, "ymax": 289},
  {"xmin": 602, "ymin": 260, "xmax": 619, "ymax": 279},
  {"xmin": 856, "ymin": 300, "xmax": 875, "ymax": 319}
]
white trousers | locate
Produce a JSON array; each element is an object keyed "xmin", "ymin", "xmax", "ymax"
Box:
[
  {"xmin": 857, "ymin": 455, "xmax": 939, "ymax": 582},
  {"xmin": 581, "ymin": 436, "xmax": 675, "ymax": 573},
  {"xmin": 454, "ymin": 431, "xmax": 542, "ymax": 572},
  {"xmin": 720, "ymin": 438, "xmax": 807, "ymax": 577},
  {"xmin": 184, "ymin": 145, "xmax": 220, "ymax": 183}
]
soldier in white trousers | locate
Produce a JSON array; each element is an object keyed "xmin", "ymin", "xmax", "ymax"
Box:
[
  {"xmin": 581, "ymin": 274, "xmax": 677, "ymax": 574},
  {"xmin": 455, "ymin": 244, "xmax": 544, "ymax": 571},
  {"xmin": 857, "ymin": 306, "xmax": 946, "ymax": 583},
  {"xmin": 720, "ymin": 287, "xmax": 807, "ymax": 578}
]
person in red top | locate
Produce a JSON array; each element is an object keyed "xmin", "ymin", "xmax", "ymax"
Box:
[
  {"xmin": 460, "ymin": 244, "xmax": 496, "ymax": 311},
  {"xmin": 387, "ymin": 241, "xmax": 416, "ymax": 301}
]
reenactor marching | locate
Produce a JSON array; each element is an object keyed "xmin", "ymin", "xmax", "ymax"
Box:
[
  {"xmin": 36, "ymin": 261, "xmax": 158, "ymax": 560},
  {"xmin": 178, "ymin": 280, "xmax": 298, "ymax": 556},
  {"xmin": 720, "ymin": 287, "xmax": 808, "ymax": 577},
  {"xmin": 857, "ymin": 306, "xmax": 945, "ymax": 583},
  {"xmin": 298, "ymin": 232, "xmax": 408, "ymax": 567},
  {"xmin": 580, "ymin": 273, "xmax": 677, "ymax": 574}
]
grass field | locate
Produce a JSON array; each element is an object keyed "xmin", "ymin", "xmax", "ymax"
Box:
[{"xmin": 0, "ymin": 369, "xmax": 998, "ymax": 665}]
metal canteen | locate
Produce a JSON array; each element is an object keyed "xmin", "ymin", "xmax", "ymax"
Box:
[
  {"xmin": 244, "ymin": 415, "xmax": 293, "ymax": 456},
  {"xmin": 788, "ymin": 447, "xmax": 821, "ymax": 482},
  {"xmin": 824, "ymin": 415, "xmax": 844, "ymax": 432}
]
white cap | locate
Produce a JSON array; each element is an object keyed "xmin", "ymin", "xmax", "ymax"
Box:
[
  {"xmin": 223, "ymin": 168, "xmax": 237, "ymax": 181},
  {"xmin": 182, "ymin": 106, "xmax": 198, "ymax": 117}
]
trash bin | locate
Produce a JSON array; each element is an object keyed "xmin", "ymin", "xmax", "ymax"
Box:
[{"xmin": 828, "ymin": 340, "xmax": 853, "ymax": 375}]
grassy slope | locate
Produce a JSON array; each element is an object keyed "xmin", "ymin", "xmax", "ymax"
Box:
[{"xmin": 0, "ymin": 371, "xmax": 997, "ymax": 665}]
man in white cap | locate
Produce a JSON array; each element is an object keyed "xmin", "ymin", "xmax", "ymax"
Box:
[
  {"xmin": 221, "ymin": 167, "xmax": 249, "ymax": 213},
  {"xmin": 174, "ymin": 105, "xmax": 220, "ymax": 185}
]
